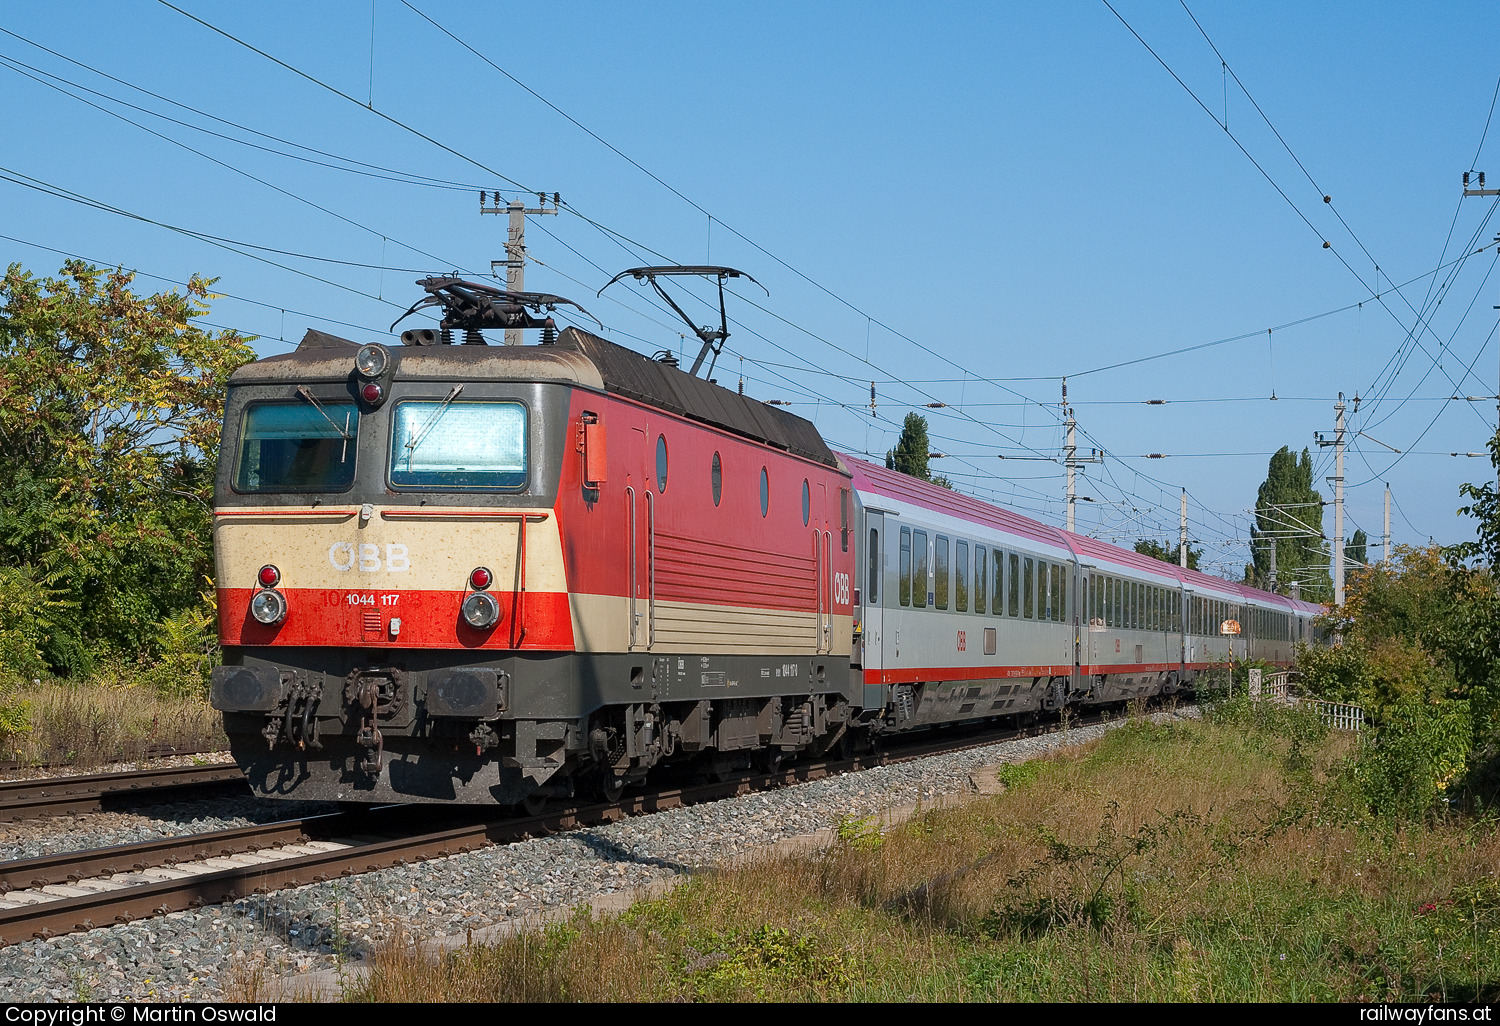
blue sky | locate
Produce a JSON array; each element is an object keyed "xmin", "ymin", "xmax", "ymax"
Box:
[{"xmin": 4, "ymin": 1, "xmax": 1499, "ymax": 581}]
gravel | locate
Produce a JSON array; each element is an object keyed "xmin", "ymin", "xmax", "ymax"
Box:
[{"xmin": 0, "ymin": 708, "xmax": 1197, "ymax": 1002}]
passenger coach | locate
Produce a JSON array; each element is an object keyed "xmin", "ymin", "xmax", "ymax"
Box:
[{"xmin": 843, "ymin": 458, "xmax": 1319, "ymax": 725}]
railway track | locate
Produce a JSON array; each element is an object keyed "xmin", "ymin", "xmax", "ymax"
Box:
[
  {"xmin": 0, "ymin": 707, "xmax": 1140, "ymax": 947},
  {"xmin": 0, "ymin": 763, "xmax": 246, "ymax": 822}
]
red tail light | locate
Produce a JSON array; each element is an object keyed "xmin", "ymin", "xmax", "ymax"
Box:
[
  {"xmin": 470, "ymin": 567, "xmax": 493, "ymax": 590},
  {"xmin": 258, "ymin": 565, "xmax": 280, "ymax": 588}
]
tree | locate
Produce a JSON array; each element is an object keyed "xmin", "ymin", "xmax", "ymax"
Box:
[
  {"xmin": 1344, "ymin": 529, "xmax": 1368, "ymax": 571},
  {"xmin": 1247, "ymin": 446, "xmax": 1332, "ymax": 601},
  {"xmin": 885, "ymin": 412, "xmax": 931, "ymax": 481},
  {"xmin": 1134, "ymin": 538, "xmax": 1201, "ymax": 570},
  {"xmin": 0, "ymin": 262, "xmax": 254, "ymax": 680}
]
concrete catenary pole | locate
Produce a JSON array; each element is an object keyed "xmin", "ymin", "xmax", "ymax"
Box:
[
  {"xmin": 1333, "ymin": 395, "xmax": 1346, "ymax": 607},
  {"xmin": 479, "ymin": 191, "xmax": 559, "ymax": 345},
  {"xmin": 1065, "ymin": 394, "xmax": 1077, "ymax": 533},
  {"xmin": 1180, "ymin": 489, "xmax": 1188, "ymax": 567},
  {"xmin": 1384, "ymin": 483, "xmax": 1391, "ymax": 565}
]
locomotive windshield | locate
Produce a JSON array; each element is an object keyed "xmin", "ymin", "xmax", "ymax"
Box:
[
  {"xmin": 389, "ymin": 399, "xmax": 527, "ymax": 491},
  {"xmin": 233, "ymin": 400, "xmax": 358, "ymax": 493}
]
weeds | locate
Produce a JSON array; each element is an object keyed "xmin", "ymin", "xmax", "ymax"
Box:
[
  {"xmin": 353, "ymin": 710, "xmax": 1500, "ymax": 1002},
  {"xmin": 0, "ymin": 679, "xmax": 225, "ymax": 768}
]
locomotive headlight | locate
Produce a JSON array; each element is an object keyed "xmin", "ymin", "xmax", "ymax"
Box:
[
  {"xmin": 461, "ymin": 591, "xmax": 501, "ymax": 630},
  {"xmin": 250, "ymin": 588, "xmax": 288, "ymax": 626},
  {"xmin": 354, "ymin": 343, "xmax": 390, "ymax": 378}
]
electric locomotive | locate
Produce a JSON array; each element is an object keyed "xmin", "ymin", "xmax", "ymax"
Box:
[{"xmin": 211, "ymin": 272, "xmax": 856, "ymax": 806}]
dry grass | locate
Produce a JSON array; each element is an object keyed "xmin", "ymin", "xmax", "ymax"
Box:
[
  {"xmin": 349, "ymin": 703, "xmax": 1500, "ymax": 1002},
  {"xmin": 0, "ymin": 678, "xmax": 226, "ymax": 769}
]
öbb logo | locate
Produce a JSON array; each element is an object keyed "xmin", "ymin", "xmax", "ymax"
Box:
[{"xmin": 328, "ymin": 542, "xmax": 410, "ymax": 573}]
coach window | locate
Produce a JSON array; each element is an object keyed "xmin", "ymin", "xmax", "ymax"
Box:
[
  {"xmin": 760, "ymin": 467, "xmax": 769, "ymax": 517},
  {"xmin": 1023, "ymin": 558, "xmax": 1035, "ymax": 619},
  {"xmin": 711, "ymin": 452, "xmax": 722, "ymax": 506},
  {"xmin": 1058, "ymin": 564, "xmax": 1067, "ymax": 623},
  {"xmin": 1008, "ymin": 553, "xmax": 1020, "ymax": 617},
  {"xmin": 801, "ymin": 479, "xmax": 810, "ymax": 526},
  {"xmin": 899, "ymin": 527, "xmax": 912, "ymax": 607},
  {"xmin": 913, "ymin": 530, "xmax": 929, "ymax": 608},
  {"xmin": 868, "ymin": 528, "xmax": 879, "ymax": 605},
  {"xmin": 993, "ymin": 550, "xmax": 1004, "ymax": 616},
  {"xmin": 934, "ymin": 535, "xmax": 950, "ymax": 610},
  {"xmin": 974, "ymin": 544, "xmax": 987, "ymax": 614},
  {"xmin": 955, "ymin": 540, "xmax": 969, "ymax": 612},
  {"xmin": 1037, "ymin": 561, "xmax": 1049, "ymax": 620},
  {"xmin": 656, "ymin": 435, "xmax": 668, "ymax": 492}
]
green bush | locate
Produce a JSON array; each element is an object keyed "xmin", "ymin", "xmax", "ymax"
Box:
[{"xmin": 1347, "ymin": 699, "xmax": 1473, "ymax": 821}]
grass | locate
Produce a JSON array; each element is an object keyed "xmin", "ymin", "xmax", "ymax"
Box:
[
  {"xmin": 347, "ymin": 700, "xmax": 1500, "ymax": 1002},
  {"xmin": 0, "ymin": 677, "xmax": 227, "ymax": 769}
]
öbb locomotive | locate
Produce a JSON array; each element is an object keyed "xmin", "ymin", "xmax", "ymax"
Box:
[{"xmin": 210, "ymin": 272, "xmax": 1321, "ymax": 806}]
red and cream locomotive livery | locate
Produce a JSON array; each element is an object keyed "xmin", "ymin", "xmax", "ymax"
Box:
[
  {"xmin": 212, "ymin": 273, "xmax": 855, "ymax": 805},
  {"xmin": 211, "ymin": 270, "xmax": 1321, "ymax": 807}
]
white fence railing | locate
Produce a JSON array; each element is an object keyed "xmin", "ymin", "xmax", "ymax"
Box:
[{"xmin": 1248, "ymin": 669, "xmax": 1364, "ymax": 732}]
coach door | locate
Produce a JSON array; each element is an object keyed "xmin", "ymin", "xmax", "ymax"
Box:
[
  {"xmin": 861, "ymin": 514, "xmax": 885, "ymax": 671},
  {"xmin": 625, "ymin": 427, "xmax": 654, "ymax": 650},
  {"xmin": 860, "ymin": 514, "xmax": 886, "ymax": 707},
  {"xmin": 1075, "ymin": 565, "xmax": 1091, "ymax": 688}
]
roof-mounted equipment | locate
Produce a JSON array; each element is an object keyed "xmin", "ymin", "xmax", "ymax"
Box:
[
  {"xmin": 389, "ymin": 277, "xmax": 598, "ymax": 345},
  {"xmin": 599, "ymin": 265, "xmax": 765, "ymax": 379}
]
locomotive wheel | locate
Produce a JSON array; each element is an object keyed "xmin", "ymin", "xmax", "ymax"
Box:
[
  {"xmin": 835, "ymin": 729, "xmax": 855, "ymax": 760},
  {"xmin": 595, "ymin": 772, "xmax": 625, "ymax": 803},
  {"xmin": 520, "ymin": 792, "xmax": 548, "ymax": 816}
]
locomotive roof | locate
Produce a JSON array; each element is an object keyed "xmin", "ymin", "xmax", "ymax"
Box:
[
  {"xmin": 230, "ymin": 326, "xmax": 838, "ymax": 467},
  {"xmin": 559, "ymin": 328, "xmax": 837, "ymax": 466},
  {"xmin": 842, "ymin": 454, "xmax": 1323, "ymax": 616}
]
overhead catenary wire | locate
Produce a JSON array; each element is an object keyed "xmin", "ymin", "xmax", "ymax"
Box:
[{"xmin": 6, "ymin": 4, "xmax": 1476, "ymax": 565}]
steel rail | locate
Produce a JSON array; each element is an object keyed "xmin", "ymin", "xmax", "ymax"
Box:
[
  {"xmin": 0, "ymin": 763, "xmax": 245, "ymax": 822},
  {"xmin": 0, "ymin": 704, "xmax": 1158, "ymax": 946}
]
